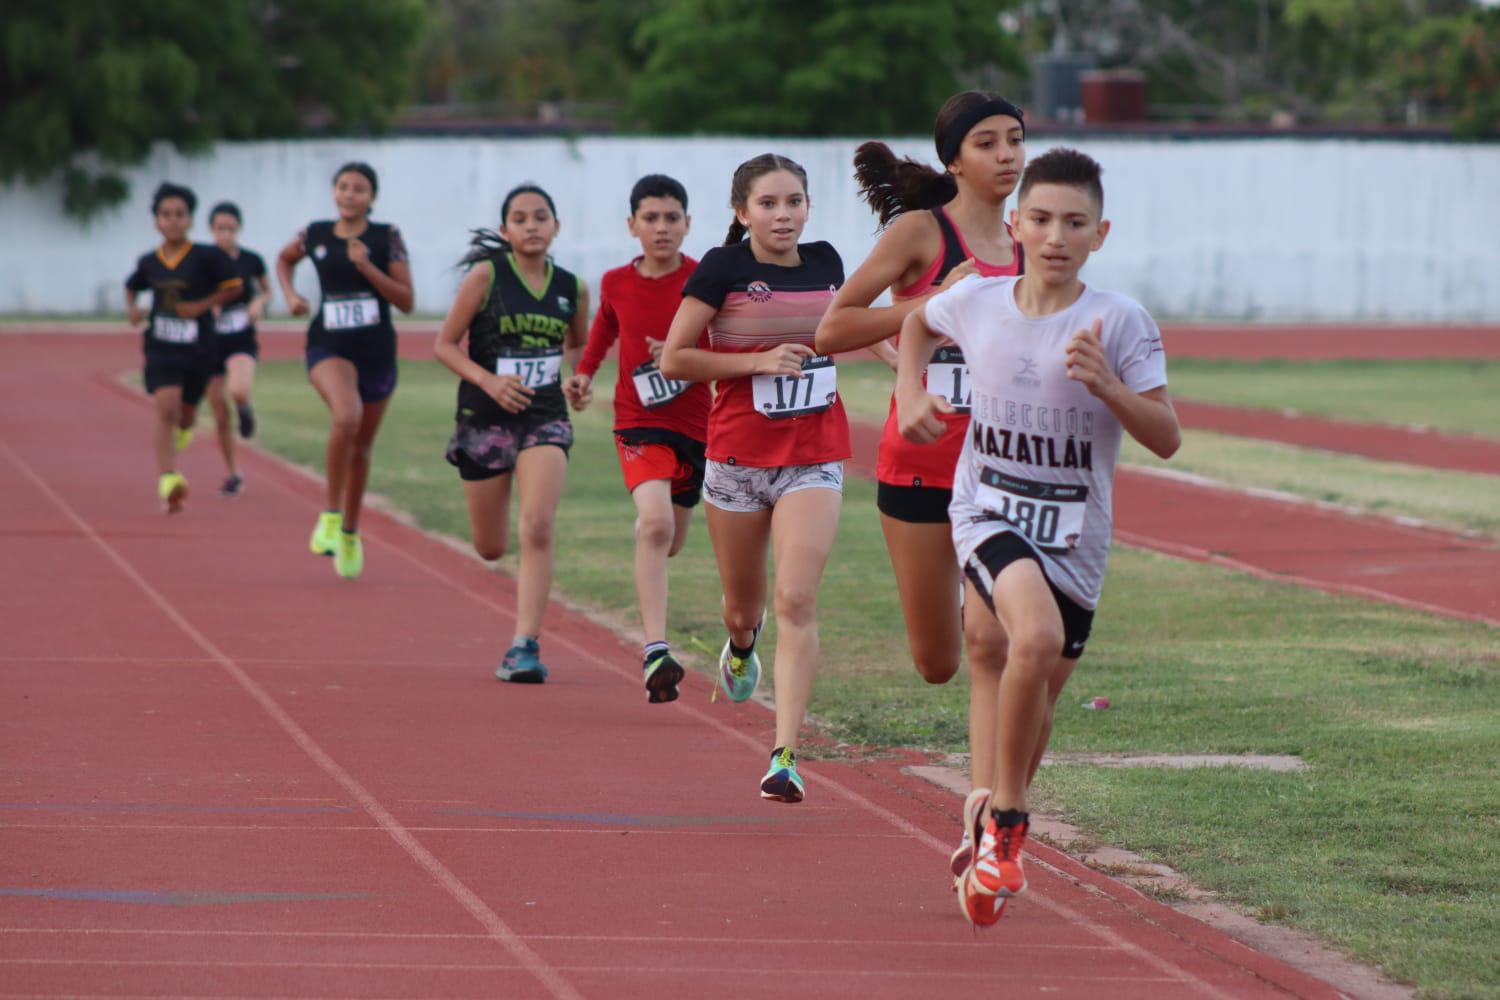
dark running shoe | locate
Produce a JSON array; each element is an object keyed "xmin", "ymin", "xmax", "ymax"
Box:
[
  {"xmin": 236, "ymin": 402, "xmax": 257, "ymax": 439},
  {"xmin": 643, "ymin": 649, "xmax": 684, "ymax": 704},
  {"xmin": 219, "ymin": 474, "xmax": 245, "ymax": 499},
  {"xmin": 496, "ymin": 638, "xmax": 548, "ymax": 684}
]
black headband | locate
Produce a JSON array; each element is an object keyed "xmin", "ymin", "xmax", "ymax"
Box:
[{"xmin": 938, "ymin": 98, "xmax": 1026, "ymax": 166}]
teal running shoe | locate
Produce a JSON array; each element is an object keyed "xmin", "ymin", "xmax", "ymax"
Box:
[
  {"xmin": 717, "ymin": 624, "xmax": 762, "ymax": 703},
  {"xmin": 643, "ymin": 649, "xmax": 684, "ymax": 704},
  {"xmin": 759, "ymin": 746, "xmax": 804, "ymax": 803},
  {"xmin": 496, "ymin": 638, "xmax": 548, "ymax": 684}
]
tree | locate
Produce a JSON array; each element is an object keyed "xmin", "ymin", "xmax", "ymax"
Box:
[
  {"xmin": 0, "ymin": 0, "xmax": 429, "ymax": 219},
  {"xmin": 625, "ymin": 0, "xmax": 1027, "ymax": 135}
]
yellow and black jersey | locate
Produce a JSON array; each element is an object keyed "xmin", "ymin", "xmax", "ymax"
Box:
[{"xmin": 125, "ymin": 243, "xmax": 241, "ymax": 355}]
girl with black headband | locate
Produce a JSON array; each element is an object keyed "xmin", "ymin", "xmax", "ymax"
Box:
[
  {"xmin": 815, "ymin": 89, "xmax": 1025, "ymax": 871},
  {"xmin": 276, "ymin": 161, "xmax": 414, "ymax": 580}
]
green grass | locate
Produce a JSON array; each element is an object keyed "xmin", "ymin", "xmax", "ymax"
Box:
[
  {"xmin": 251, "ymin": 359, "xmax": 1498, "ymax": 998},
  {"xmin": 835, "ymin": 358, "xmax": 1500, "ymax": 539},
  {"xmin": 1166, "ymin": 358, "xmax": 1500, "ymax": 440}
]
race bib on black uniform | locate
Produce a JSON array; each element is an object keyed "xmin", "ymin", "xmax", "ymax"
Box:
[
  {"xmin": 216, "ymin": 306, "xmax": 250, "ymax": 335},
  {"xmin": 496, "ymin": 346, "xmax": 563, "ymax": 388},
  {"xmin": 322, "ymin": 294, "xmax": 380, "ymax": 331},
  {"xmin": 155, "ymin": 316, "xmax": 198, "ymax": 344}
]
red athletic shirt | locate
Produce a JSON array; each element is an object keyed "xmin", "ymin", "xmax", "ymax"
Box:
[
  {"xmin": 682, "ymin": 241, "xmax": 850, "ymax": 468},
  {"xmin": 577, "ymin": 255, "xmax": 711, "ymax": 441},
  {"xmin": 876, "ymin": 208, "xmax": 1023, "ymax": 489}
]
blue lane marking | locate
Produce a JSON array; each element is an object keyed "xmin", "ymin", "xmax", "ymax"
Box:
[
  {"xmin": 0, "ymin": 888, "xmax": 372, "ymax": 907},
  {"xmin": 0, "ymin": 802, "xmax": 352, "ymax": 816},
  {"xmin": 440, "ymin": 808, "xmax": 802, "ymax": 827}
]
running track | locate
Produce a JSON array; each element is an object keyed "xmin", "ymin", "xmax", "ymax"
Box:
[{"xmin": 0, "ymin": 334, "xmax": 1361, "ymax": 997}]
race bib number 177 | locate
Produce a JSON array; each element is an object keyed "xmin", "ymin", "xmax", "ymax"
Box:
[{"xmin": 751, "ymin": 355, "xmax": 837, "ymax": 420}]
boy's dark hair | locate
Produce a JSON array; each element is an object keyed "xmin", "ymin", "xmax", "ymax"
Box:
[
  {"xmin": 209, "ymin": 201, "xmax": 241, "ymax": 224},
  {"xmin": 458, "ymin": 183, "xmax": 558, "ymax": 269},
  {"xmin": 1018, "ymin": 148, "xmax": 1104, "ymax": 213},
  {"xmin": 630, "ymin": 174, "xmax": 688, "ymax": 214},
  {"xmin": 332, "ymin": 161, "xmax": 379, "ymax": 195},
  {"xmin": 724, "ymin": 153, "xmax": 808, "ymax": 246},
  {"xmin": 854, "ymin": 91, "xmax": 1024, "ymax": 227},
  {"xmin": 151, "ymin": 182, "xmax": 196, "ymax": 215}
]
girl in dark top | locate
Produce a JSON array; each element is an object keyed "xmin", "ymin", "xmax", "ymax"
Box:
[
  {"xmin": 206, "ymin": 201, "xmax": 271, "ymax": 498},
  {"xmin": 660, "ymin": 154, "xmax": 848, "ymax": 803},
  {"xmin": 434, "ymin": 184, "xmax": 591, "ymax": 684},
  {"xmin": 276, "ymin": 162, "xmax": 414, "ymax": 580},
  {"xmin": 125, "ymin": 182, "xmax": 244, "ymax": 514}
]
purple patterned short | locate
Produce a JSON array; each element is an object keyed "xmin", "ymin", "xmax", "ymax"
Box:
[{"xmin": 446, "ymin": 416, "xmax": 573, "ymax": 481}]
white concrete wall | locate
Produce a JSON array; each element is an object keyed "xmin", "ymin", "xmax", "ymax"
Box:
[{"xmin": 3, "ymin": 135, "xmax": 1497, "ymax": 321}]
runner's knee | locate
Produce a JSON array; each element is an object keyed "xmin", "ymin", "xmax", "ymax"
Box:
[
  {"xmin": 518, "ymin": 513, "xmax": 555, "ymax": 551},
  {"xmin": 773, "ymin": 583, "xmax": 818, "ymax": 630},
  {"xmin": 636, "ymin": 513, "xmax": 675, "ymax": 552}
]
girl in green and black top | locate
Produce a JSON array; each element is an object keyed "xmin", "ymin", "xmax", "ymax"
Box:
[{"xmin": 434, "ymin": 184, "xmax": 591, "ymax": 684}]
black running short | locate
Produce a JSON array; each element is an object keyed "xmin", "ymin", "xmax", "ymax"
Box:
[
  {"xmin": 877, "ymin": 482, "xmax": 952, "ymax": 524},
  {"xmin": 144, "ymin": 353, "xmax": 213, "ymax": 407},
  {"xmin": 962, "ymin": 530, "xmax": 1094, "ymax": 660}
]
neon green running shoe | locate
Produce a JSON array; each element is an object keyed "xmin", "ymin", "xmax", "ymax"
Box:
[
  {"xmin": 174, "ymin": 426, "xmax": 194, "ymax": 451},
  {"xmin": 334, "ymin": 530, "xmax": 363, "ymax": 580},
  {"xmin": 157, "ymin": 472, "xmax": 188, "ymax": 514},
  {"xmin": 309, "ymin": 511, "xmax": 342, "ymax": 556},
  {"xmin": 760, "ymin": 746, "xmax": 804, "ymax": 803}
]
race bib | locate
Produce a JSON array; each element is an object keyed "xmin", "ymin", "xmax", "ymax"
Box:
[
  {"xmin": 322, "ymin": 295, "xmax": 380, "ymax": 331},
  {"xmin": 977, "ymin": 467, "xmax": 1088, "ymax": 554},
  {"xmin": 154, "ymin": 316, "xmax": 198, "ymax": 344},
  {"xmin": 216, "ymin": 305, "xmax": 250, "ymax": 335},
  {"xmin": 751, "ymin": 355, "xmax": 837, "ymax": 420},
  {"xmin": 632, "ymin": 360, "xmax": 689, "ymax": 409},
  {"xmin": 925, "ymin": 345, "xmax": 971, "ymax": 413},
  {"xmin": 496, "ymin": 348, "xmax": 563, "ymax": 389}
]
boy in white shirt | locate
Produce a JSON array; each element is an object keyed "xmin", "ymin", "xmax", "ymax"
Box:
[{"xmin": 896, "ymin": 148, "xmax": 1181, "ymax": 927}]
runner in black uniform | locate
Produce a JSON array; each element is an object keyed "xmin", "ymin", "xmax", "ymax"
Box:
[
  {"xmin": 434, "ymin": 184, "xmax": 590, "ymax": 683},
  {"xmin": 276, "ymin": 162, "xmax": 414, "ymax": 579},
  {"xmin": 206, "ymin": 201, "xmax": 271, "ymax": 498},
  {"xmin": 125, "ymin": 182, "xmax": 243, "ymax": 514}
]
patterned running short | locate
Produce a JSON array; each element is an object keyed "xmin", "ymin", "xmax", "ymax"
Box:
[
  {"xmin": 445, "ymin": 416, "xmax": 573, "ymax": 481},
  {"xmin": 702, "ymin": 459, "xmax": 844, "ymax": 513}
]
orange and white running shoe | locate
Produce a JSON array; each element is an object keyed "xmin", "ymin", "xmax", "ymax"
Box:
[
  {"xmin": 961, "ymin": 810, "xmax": 1029, "ymax": 928},
  {"xmin": 951, "ymin": 788, "xmax": 989, "ymax": 888}
]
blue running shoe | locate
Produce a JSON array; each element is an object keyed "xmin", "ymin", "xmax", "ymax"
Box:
[
  {"xmin": 760, "ymin": 746, "xmax": 804, "ymax": 803},
  {"xmin": 496, "ymin": 638, "xmax": 548, "ymax": 684},
  {"xmin": 717, "ymin": 623, "xmax": 762, "ymax": 702}
]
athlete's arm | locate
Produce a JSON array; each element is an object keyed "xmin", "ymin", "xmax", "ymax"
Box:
[
  {"xmin": 347, "ymin": 235, "xmax": 414, "ymax": 314},
  {"xmin": 433, "ymin": 265, "xmax": 534, "ymax": 415},
  {"xmin": 562, "ymin": 281, "xmax": 593, "ymax": 410},
  {"xmin": 276, "ymin": 234, "xmax": 309, "ymax": 315},
  {"xmin": 175, "ymin": 280, "xmax": 243, "ymax": 319},
  {"xmin": 1065, "ymin": 318, "xmax": 1180, "ymax": 459},
  {"xmin": 249, "ymin": 273, "xmax": 272, "ymax": 321},
  {"xmin": 814, "ymin": 212, "xmax": 937, "ymax": 355},
  {"xmin": 123, "ymin": 286, "xmax": 146, "ymax": 326},
  {"xmin": 659, "ymin": 297, "xmax": 810, "ymax": 382},
  {"xmin": 894, "ymin": 304, "xmax": 953, "ymax": 444}
]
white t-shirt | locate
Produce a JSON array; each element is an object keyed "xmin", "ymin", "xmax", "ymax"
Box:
[{"xmin": 925, "ymin": 275, "xmax": 1167, "ymax": 609}]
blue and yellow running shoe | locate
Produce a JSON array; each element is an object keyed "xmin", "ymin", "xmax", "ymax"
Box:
[
  {"xmin": 760, "ymin": 746, "xmax": 804, "ymax": 803},
  {"xmin": 309, "ymin": 510, "xmax": 341, "ymax": 556},
  {"xmin": 496, "ymin": 637, "xmax": 548, "ymax": 684},
  {"xmin": 717, "ymin": 623, "xmax": 762, "ymax": 702},
  {"xmin": 334, "ymin": 529, "xmax": 363, "ymax": 580}
]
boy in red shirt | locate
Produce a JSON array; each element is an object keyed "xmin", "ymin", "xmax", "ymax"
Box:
[{"xmin": 565, "ymin": 176, "xmax": 710, "ymax": 704}]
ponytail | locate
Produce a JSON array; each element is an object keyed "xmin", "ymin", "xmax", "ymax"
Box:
[
  {"xmin": 457, "ymin": 228, "xmax": 510, "ymax": 270},
  {"xmin": 853, "ymin": 141, "xmax": 957, "ymax": 227},
  {"xmin": 723, "ymin": 218, "xmax": 748, "ymax": 246},
  {"xmin": 723, "ymin": 152, "xmax": 808, "ymax": 247}
]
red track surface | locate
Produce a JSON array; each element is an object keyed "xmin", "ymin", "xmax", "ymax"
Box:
[
  {"xmin": 1161, "ymin": 325, "xmax": 1500, "ymax": 359},
  {"xmin": 1170, "ymin": 399, "xmax": 1500, "ymax": 477},
  {"xmin": 0, "ymin": 332, "xmax": 1354, "ymax": 997}
]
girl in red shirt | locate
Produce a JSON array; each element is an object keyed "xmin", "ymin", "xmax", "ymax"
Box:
[
  {"xmin": 816, "ymin": 93, "xmax": 1025, "ymax": 690},
  {"xmin": 660, "ymin": 154, "xmax": 848, "ymax": 804}
]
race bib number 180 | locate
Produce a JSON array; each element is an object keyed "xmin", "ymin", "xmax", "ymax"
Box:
[
  {"xmin": 632, "ymin": 361, "xmax": 689, "ymax": 408},
  {"xmin": 751, "ymin": 354, "xmax": 837, "ymax": 420},
  {"xmin": 977, "ymin": 467, "xmax": 1088, "ymax": 553},
  {"xmin": 925, "ymin": 345, "xmax": 971, "ymax": 413},
  {"xmin": 496, "ymin": 349, "xmax": 563, "ymax": 389},
  {"xmin": 322, "ymin": 295, "xmax": 379, "ymax": 331}
]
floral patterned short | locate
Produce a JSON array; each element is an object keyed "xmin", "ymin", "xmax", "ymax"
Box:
[
  {"xmin": 445, "ymin": 416, "xmax": 573, "ymax": 481},
  {"xmin": 702, "ymin": 459, "xmax": 844, "ymax": 513}
]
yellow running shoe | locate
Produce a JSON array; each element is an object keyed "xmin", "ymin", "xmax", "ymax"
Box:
[
  {"xmin": 174, "ymin": 426, "xmax": 195, "ymax": 451},
  {"xmin": 158, "ymin": 472, "xmax": 188, "ymax": 514},
  {"xmin": 309, "ymin": 510, "xmax": 342, "ymax": 556},
  {"xmin": 335, "ymin": 530, "xmax": 363, "ymax": 580}
]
